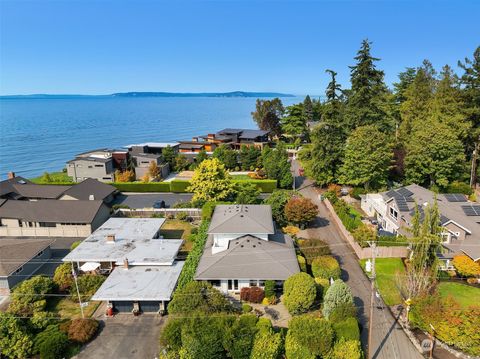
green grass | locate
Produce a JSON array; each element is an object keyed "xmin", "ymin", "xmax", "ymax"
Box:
[
  {"xmin": 438, "ymin": 282, "xmax": 480, "ymax": 308},
  {"xmin": 30, "ymin": 171, "xmax": 73, "ymax": 184},
  {"xmin": 230, "ymin": 174, "xmax": 252, "ymax": 180},
  {"xmin": 360, "ymin": 258, "xmax": 405, "ymax": 306},
  {"xmin": 47, "ymin": 296, "xmax": 101, "ymax": 319},
  {"xmin": 160, "ymin": 219, "xmax": 195, "ymax": 251}
]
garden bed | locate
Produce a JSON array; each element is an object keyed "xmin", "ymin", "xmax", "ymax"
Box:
[{"xmin": 159, "ymin": 219, "xmax": 195, "ymax": 251}]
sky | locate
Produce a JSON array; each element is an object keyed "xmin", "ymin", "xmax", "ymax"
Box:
[{"xmin": 0, "ymin": 0, "xmax": 479, "ymax": 96}]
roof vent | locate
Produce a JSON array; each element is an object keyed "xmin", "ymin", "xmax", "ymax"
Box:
[
  {"xmin": 89, "ymin": 194, "xmax": 95, "ymax": 201},
  {"xmin": 106, "ymin": 234, "xmax": 116, "ymax": 243}
]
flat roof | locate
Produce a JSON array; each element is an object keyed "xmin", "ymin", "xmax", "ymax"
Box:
[
  {"xmin": 91, "ymin": 261, "xmax": 185, "ymax": 301},
  {"xmin": 125, "ymin": 142, "xmax": 179, "ymax": 148}
]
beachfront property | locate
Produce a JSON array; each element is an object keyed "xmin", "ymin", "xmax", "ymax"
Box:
[
  {"xmin": 195, "ymin": 204, "xmax": 299, "ymax": 293},
  {"xmin": 125, "ymin": 142, "xmax": 179, "ymax": 180},
  {"xmin": 361, "ymin": 184, "xmax": 480, "ymax": 269},
  {"xmin": 67, "ymin": 148, "xmax": 129, "ymax": 182},
  {"xmin": 64, "ymin": 217, "xmax": 184, "ymax": 313},
  {"xmin": 0, "ymin": 238, "xmax": 53, "ymax": 295}
]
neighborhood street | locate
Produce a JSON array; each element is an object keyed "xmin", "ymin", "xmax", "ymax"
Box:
[{"xmin": 293, "ymin": 160, "xmax": 423, "ymax": 359}]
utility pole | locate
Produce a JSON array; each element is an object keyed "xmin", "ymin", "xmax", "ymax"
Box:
[
  {"xmin": 470, "ymin": 135, "xmax": 480, "ymax": 190},
  {"xmin": 367, "ymin": 240, "xmax": 377, "ymax": 359},
  {"xmin": 72, "ymin": 265, "xmax": 85, "ymax": 318}
]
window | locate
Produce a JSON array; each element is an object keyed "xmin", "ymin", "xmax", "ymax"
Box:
[
  {"xmin": 249, "ymin": 280, "xmax": 258, "ymax": 287},
  {"xmin": 88, "ymin": 166, "xmax": 93, "ymax": 168},
  {"xmin": 39, "ymin": 222, "xmax": 55, "ymax": 228},
  {"xmin": 36, "ymin": 250, "xmax": 44, "ymax": 257},
  {"xmin": 77, "ymin": 164, "xmax": 82, "ymax": 167},
  {"xmin": 18, "ymin": 220, "xmax": 23, "ymax": 227},
  {"xmin": 441, "ymin": 232, "xmax": 451, "ymax": 243},
  {"xmin": 258, "ymin": 280, "xmax": 265, "ymax": 287},
  {"xmin": 102, "ymin": 177, "xmax": 111, "ymax": 180},
  {"xmin": 389, "ymin": 207, "xmax": 398, "ymax": 220},
  {"xmin": 210, "ymin": 280, "xmax": 221, "ymax": 287},
  {"xmin": 14, "ymin": 266, "xmax": 23, "ymax": 274},
  {"xmin": 95, "ymin": 164, "xmax": 103, "ymax": 168}
]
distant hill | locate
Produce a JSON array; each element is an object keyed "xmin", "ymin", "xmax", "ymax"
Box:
[
  {"xmin": 112, "ymin": 91, "xmax": 295, "ymax": 98},
  {"xmin": 1, "ymin": 91, "xmax": 295, "ymax": 99}
]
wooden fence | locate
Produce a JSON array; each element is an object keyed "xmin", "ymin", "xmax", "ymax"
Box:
[
  {"xmin": 114, "ymin": 208, "xmax": 202, "ymax": 219},
  {"xmin": 324, "ymin": 198, "xmax": 409, "ymax": 260}
]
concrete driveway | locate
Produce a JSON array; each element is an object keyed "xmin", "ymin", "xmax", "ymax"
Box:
[
  {"xmin": 113, "ymin": 193, "xmax": 193, "ymax": 209},
  {"xmin": 75, "ymin": 314, "xmax": 164, "ymax": 359}
]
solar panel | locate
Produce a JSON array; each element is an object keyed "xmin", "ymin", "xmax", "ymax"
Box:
[
  {"xmin": 385, "ymin": 190, "xmax": 398, "ymax": 199},
  {"xmin": 462, "ymin": 205, "xmax": 480, "ymax": 216},
  {"xmin": 397, "ymin": 187, "xmax": 414, "ymax": 197},
  {"xmin": 445, "ymin": 193, "xmax": 467, "ymax": 202},
  {"xmin": 396, "ymin": 197, "xmax": 410, "ymax": 212}
]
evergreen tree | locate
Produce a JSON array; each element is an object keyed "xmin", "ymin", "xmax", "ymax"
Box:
[
  {"xmin": 344, "ymin": 39, "xmax": 391, "ymax": 131},
  {"xmin": 213, "ymin": 144, "xmax": 238, "ymax": 169},
  {"xmin": 162, "ymin": 145, "xmax": 176, "ymax": 169},
  {"xmin": 393, "ymin": 67, "xmax": 417, "ymax": 104},
  {"xmin": 239, "ymin": 145, "xmax": 261, "ymax": 170},
  {"xmin": 261, "ymin": 143, "xmax": 293, "ymax": 189},
  {"xmin": 282, "ymin": 104, "xmax": 307, "ymax": 140},
  {"xmin": 303, "ymin": 95, "xmax": 314, "ymax": 123}
]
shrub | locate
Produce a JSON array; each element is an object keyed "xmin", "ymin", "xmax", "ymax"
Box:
[
  {"xmin": 283, "ymin": 273, "xmax": 316, "ymax": 314},
  {"xmin": 333, "ymin": 317, "xmax": 360, "ymax": 342},
  {"xmin": 168, "ymin": 281, "xmax": 234, "ymax": 314},
  {"xmin": 446, "ymin": 181, "xmax": 473, "ymax": 195},
  {"xmin": 250, "ymin": 330, "xmax": 283, "ymax": 359},
  {"xmin": 297, "ymin": 255, "xmax": 307, "ymax": 272},
  {"xmin": 298, "ymin": 238, "xmax": 331, "ymax": 264},
  {"xmin": 322, "ymin": 279, "xmax": 354, "ymax": 319},
  {"xmin": 327, "ymin": 184, "xmax": 342, "ymax": 197},
  {"xmin": 352, "ymin": 225, "xmax": 377, "ymax": 248},
  {"xmin": 264, "ymin": 280, "xmax": 276, "ymax": 298},
  {"xmin": 70, "ymin": 241, "xmax": 82, "ymax": 251},
  {"xmin": 0, "ymin": 312, "xmax": 34, "ymax": 359},
  {"xmin": 467, "ymin": 277, "xmax": 479, "ymax": 284},
  {"xmin": 71, "ymin": 274, "xmax": 105, "ymax": 301},
  {"xmin": 452, "ymin": 255, "xmax": 480, "ymax": 277},
  {"xmin": 328, "ymin": 302, "xmax": 357, "ymax": 323},
  {"xmin": 34, "ymin": 325, "xmax": 69, "ymax": 359},
  {"xmin": 350, "ymin": 187, "xmax": 367, "ymax": 200},
  {"xmin": 285, "ymin": 197, "xmax": 318, "ymax": 227},
  {"xmin": 159, "ymin": 317, "xmax": 184, "ymax": 351},
  {"xmin": 286, "ymin": 316, "xmax": 334, "ymax": 358},
  {"xmin": 223, "ymin": 314, "xmax": 258, "ymax": 359},
  {"xmin": 314, "ymin": 277, "xmax": 330, "ymax": 299},
  {"xmin": 170, "ymin": 180, "xmax": 192, "ymax": 193},
  {"xmin": 240, "ymin": 286, "xmax": 265, "ymax": 304},
  {"xmin": 311, "ymin": 256, "xmax": 341, "ymax": 280},
  {"xmin": 242, "ymin": 304, "xmax": 253, "ymax": 313},
  {"xmin": 53, "ymin": 262, "xmax": 73, "ymax": 292},
  {"xmin": 68, "ymin": 318, "xmax": 99, "ymax": 343},
  {"xmin": 263, "ymin": 189, "xmax": 295, "ymax": 226},
  {"xmin": 201, "ymin": 201, "xmax": 231, "ymax": 220},
  {"xmin": 9, "ymin": 276, "xmax": 54, "ymax": 316},
  {"xmin": 282, "ymin": 225, "xmax": 300, "ymax": 238},
  {"xmin": 176, "ymin": 211, "xmax": 188, "ymax": 220},
  {"xmin": 325, "ymin": 339, "xmax": 363, "ymax": 359}
]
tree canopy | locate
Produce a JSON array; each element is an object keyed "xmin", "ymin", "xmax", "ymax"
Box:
[{"xmin": 187, "ymin": 158, "xmax": 235, "ymax": 202}]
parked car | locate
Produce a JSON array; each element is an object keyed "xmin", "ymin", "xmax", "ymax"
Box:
[{"xmin": 153, "ymin": 200, "xmax": 166, "ymax": 209}]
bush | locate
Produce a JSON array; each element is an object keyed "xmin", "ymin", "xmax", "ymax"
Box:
[
  {"xmin": 352, "ymin": 225, "xmax": 377, "ymax": 248},
  {"xmin": 322, "ymin": 279, "xmax": 354, "ymax": 319},
  {"xmin": 264, "ymin": 280, "xmax": 276, "ymax": 298},
  {"xmin": 242, "ymin": 304, "xmax": 253, "ymax": 313},
  {"xmin": 286, "ymin": 316, "xmax": 334, "ymax": 358},
  {"xmin": 34, "ymin": 325, "xmax": 69, "ymax": 359},
  {"xmin": 452, "ymin": 255, "xmax": 480, "ymax": 277},
  {"xmin": 71, "ymin": 274, "xmax": 105, "ymax": 301},
  {"xmin": 297, "ymin": 255, "xmax": 307, "ymax": 272},
  {"xmin": 170, "ymin": 180, "xmax": 191, "ymax": 193},
  {"xmin": 283, "ymin": 273, "xmax": 316, "ymax": 314},
  {"xmin": 282, "ymin": 225, "xmax": 300, "ymax": 237},
  {"xmin": 201, "ymin": 201, "xmax": 231, "ymax": 220},
  {"xmin": 0, "ymin": 312, "xmax": 34, "ymax": 359},
  {"xmin": 240, "ymin": 286, "xmax": 265, "ymax": 304},
  {"xmin": 68, "ymin": 318, "xmax": 99, "ymax": 343},
  {"xmin": 168, "ymin": 281, "xmax": 234, "ymax": 315},
  {"xmin": 311, "ymin": 256, "xmax": 341, "ymax": 280},
  {"xmin": 314, "ymin": 277, "xmax": 330, "ymax": 299},
  {"xmin": 70, "ymin": 241, "xmax": 82, "ymax": 251},
  {"xmin": 159, "ymin": 317, "xmax": 184, "ymax": 351},
  {"xmin": 325, "ymin": 339, "xmax": 363, "ymax": 359},
  {"xmin": 333, "ymin": 317, "xmax": 360, "ymax": 342},
  {"xmin": 250, "ymin": 329, "xmax": 283, "ymax": 359},
  {"xmin": 328, "ymin": 302, "xmax": 357, "ymax": 323},
  {"xmin": 223, "ymin": 314, "xmax": 258, "ymax": 359},
  {"xmin": 264, "ymin": 189, "xmax": 295, "ymax": 226},
  {"xmin": 298, "ymin": 238, "xmax": 331, "ymax": 264},
  {"xmin": 9, "ymin": 276, "xmax": 54, "ymax": 316},
  {"xmin": 53, "ymin": 262, "xmax": 73, "ymax": 292},
  {"xmin": 285, "ymin": 197, "xmax": 318, "ymax": 227},
  {"xmin": 112, "ymin": 181, "xmax": 171, "ymax": 192},
  {"xmin": 350, "ymin": 187, "xmax": 367, "ymax": 200},
  {"xmin": 176, "ymin": 211, "xmax": 188, "ymax": 220},
  {"xmin": 445, "ymin": 181, "xmax": 473, "ymax": 195}
]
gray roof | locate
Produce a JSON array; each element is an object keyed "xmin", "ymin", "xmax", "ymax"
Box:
[
  {"xmin": 13, "ymin": 184, "xmax": 71, "ymax": 199},
  {"xmin": 0, "ymin": 199, "xmax": 106, "ymax": 224},
  {"xmin": 209, "ymin": 205, "xmax": 275, "ymax": 234},
  {"xmin": 61, "ymin": 178, "xmax": 116, "ymax": 201},
  {"xmin": 195, "ymin": 233, "xmax": 299, "ymax": 280},
  {"xmin": 0, "ymin": 176, "xmax": 33, "ymax": 197},
  {"xmin": 218, "ymin": 128, "xmax": 269, "ymax": 140},
  {"xmin": 92, "ymin": 261, "xmax": 185, "ymax": 301},
  {"xmin": 67, "ymin": 156, "xmax": 111, "ymax": 164},
  {"xmin": 0, "ymin": 238, "xmax": 53, "ymax": 276}
]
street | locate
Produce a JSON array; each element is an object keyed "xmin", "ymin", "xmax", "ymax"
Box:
[{"xmin": 292, "ymin": 160, "xmax": 423, "ymax": 359}]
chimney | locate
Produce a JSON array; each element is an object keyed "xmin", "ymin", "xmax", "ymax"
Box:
[
  {"xmin": 88, "ymin": 194, "xmax": 95, "ymax": 201},
  {"xmin": 106, "ymin": 234, "xmax": 116, "ymax": 243},
  {"xmin": 123, "ymin": 258, "xmax": 129, "ymax": 270},
  {"xmin": 7, "ymin": 172, "xmax": 15, "ymax": 179}
]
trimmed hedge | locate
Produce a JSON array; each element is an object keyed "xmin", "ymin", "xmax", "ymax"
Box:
[
  {"xmin": 312, "ymin": 256, "xmax": 341, "ymax": 280},
  {"xmin": 232, "ymin": 179, "xmax": 277, "ymax": 193},
  {"xmin": 112, "ymin": 182, "xmax": 171, "ymax": 192},
  {"xmin": 170, "ymin": 180, "xmax": 191, "ymax": 193}
]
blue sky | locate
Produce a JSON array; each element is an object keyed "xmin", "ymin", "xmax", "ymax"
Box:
[{"xmin": 1, "ymin": 0, "xmax": 479, "ymax": 96}]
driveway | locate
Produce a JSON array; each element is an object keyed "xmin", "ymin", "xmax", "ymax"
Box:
[
  {"xmin": 292, "ymin": 160, "xmax": 423, "ymax": 359},
  {"xmin": 75, "ymin": 314, "xmax": 164, "ymax": 359},
  {"xmin": 113, "ymin": 193, "xmax": 193, "ymax": 209}
]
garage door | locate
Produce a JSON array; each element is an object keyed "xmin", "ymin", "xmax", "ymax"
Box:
[
  {"xmin": 139, "ymin": 301, "xmax": 160, "ymax": 312},
  {"xmin": 112, "ymin": 301, "xmax": 133, "ymax": 313}
]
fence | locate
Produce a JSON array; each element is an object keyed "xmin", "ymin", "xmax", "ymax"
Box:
[
  {"xmin": 324, "ymin": 198, "xmax": 409, "ymax": 260},
  {"xmin": 115, "ymin": 208, "xmax": 202, "ymax": 219}
]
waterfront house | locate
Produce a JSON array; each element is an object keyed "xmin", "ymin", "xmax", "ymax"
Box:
[
  {"xmin": 66, "ymin": 148, "xmax": 128, "ymax": 182},
  {"xmin": 0, "ymin": 238, "xmax": 54, "ymax": 295},
  {"xmin": 195, "ymin": 204, "xmax": 299, "ymax": 293},
  {"xmin": 361, "ymin": 184, "xmax": 480, "ymax": 269}
]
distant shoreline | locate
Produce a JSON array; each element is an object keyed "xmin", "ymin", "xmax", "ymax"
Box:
[{"xmin": 0, "ymin": 91, "xmax": 296, "ymax": 99}]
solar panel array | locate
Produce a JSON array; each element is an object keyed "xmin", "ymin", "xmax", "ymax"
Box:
[
  {"xmin": 397, "ymin": 187, "xmax": 414, "ymax": 197},
  {"xmin": 395, "ymin": 197, "xmax": 410, "ymax": 212},
  {"xmin": 461, "ymin": 205, "xmax": 480, "ymax": 216},
  {"xmin": 444, "ymin": 193, "xmax": 467, "ymax": 202}
]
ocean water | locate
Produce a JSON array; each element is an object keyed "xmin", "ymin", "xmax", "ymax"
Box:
[{"xmin": 0, "ymin": 96, "xmax": 302, "ymax": 178}]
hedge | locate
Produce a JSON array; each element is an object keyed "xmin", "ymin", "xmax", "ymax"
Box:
[
  {"xmin": 333, "ymin": 317, "xmax": 360, "ymax": 342},
  {"xmin": 232, "ymin": 179, "xmax": 277, "ymax": 193},
  {"xmin": 170, "ymin": 180, "xmax": 191, "ymax": 193},
  {"xmin": 112, "ymin": 182, "xmax": 171, "ymax": 192}
]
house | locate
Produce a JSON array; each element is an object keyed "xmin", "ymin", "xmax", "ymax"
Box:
[
  {"xmin": 195, "ymin": 204, "xmax": 299, "ymax": 293},
  {"xmin": 0, "ymin": 199, "xmax": 110, "ymax": 237},
  {"xmin": 361, "ymin": 184, "xmax": 480, "ymax": 269},
  {"xmin": 126, "ymin": 142, "xmax": 178, "ymax": 179},
  {"xmin": 0, "ymin": 238, "xmax": 53, "ymax": 295},
  {"xmin": 194, "ymin": 128, "xmax": 270, "ymax": 150},
  {"xmin": 63, "ymin": 217, "xmax": 184, "ymax": 313},
  {"xmin": 66, "ymin": 148, "xmax": 128, "ymax": 182},
  {"xmin": 59, "ymin": 178, "xmax": 117, "ymax": 203}
]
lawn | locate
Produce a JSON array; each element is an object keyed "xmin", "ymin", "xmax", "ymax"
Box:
[
  {"xmin": 230, "ymin": 174, "xmax": 253, "ymax": 180},
  {"xmin": 360, "ymin": 258, "xmax": 405, "ymax": 306},
  {"xmin": 47, "ymin": 296, "xmax": 101, "ymax": 319},
  {"xmin": 30, "ymin": 171, "xmax": 73, "ymax": 184},
  {"xmin": 438, "ymin": 282, "xmax": 480, "ymax": 308},
  {"xmin": 159, "ymin": 219, "xmax": 195, "ymax": 251}
]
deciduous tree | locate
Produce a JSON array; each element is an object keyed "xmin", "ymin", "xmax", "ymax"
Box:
[
  {"xmin": 261, "ymin": 143, "xmax": 293, "ymax": 189},
  {"xmin": 187, "ymin": 158, "xmax": 235, "ymax": 202},
  {"xmin": 251, "ymin": 98, "xmax": 284, "ymax": 137},
  {"xmin": 284, "ymin": 197, "xmax": 318, "ymax": 227}
]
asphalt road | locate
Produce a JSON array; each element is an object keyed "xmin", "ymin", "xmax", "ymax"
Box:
[
  {"xmin": 113, "ymin": 193, "xmax": 193, "ymax": 209},
  {"xmin": 292, "ymin": 160, "xmax": 423, "ymax": 359}
]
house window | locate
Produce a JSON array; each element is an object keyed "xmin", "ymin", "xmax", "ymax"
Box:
[
  {"xmin": 95, "ymin": 165, "xmax": 103, "ymax": 168},
  {"xmin": 389, "ymin": 207, "xmax": 398, "ymax": 220},
  {"xmin": 36, "ymin": 250, "xmax": 44, "ymax": 257},
  {"xmin": 441, "ymin": 232, "xmax": 451, "ymax": 243},
  {"xmin": 210, "ymin": 280, "xmax": 221, "ymax": 287},
  {"xmin": 39, "ymin": 222, "xmax": 55, "ymax": 228},
  {"xmin": 249, "ymin": 280, "xmax": 258, "ymax": 287},
  {"xmin": 258, "ymin": 280, "xmax": 266, "ymax": 287},
  {"xmin": 88, "ymin": 166, "xmax": 93, "ymax": 168},
  {"xmin": 14, "ymin": 266, "xmax": 23, "ymax": 274},
  {"xmin": 102, "ymin": 177, "xmax": 111, "ymax": 180},
  {"xmin": 18, "ymin": 220, "xmax": 23, "ymax": 227}
]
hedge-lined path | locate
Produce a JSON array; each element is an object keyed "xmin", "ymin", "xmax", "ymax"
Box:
[{"xmin": 292, "ymin": 160, "xmax": 423, "ymax": 359}]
